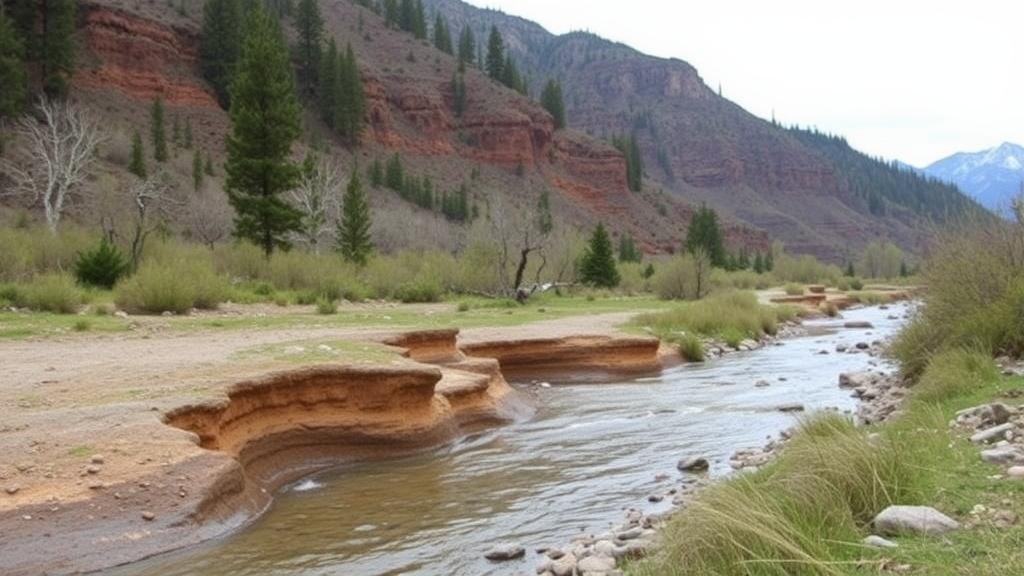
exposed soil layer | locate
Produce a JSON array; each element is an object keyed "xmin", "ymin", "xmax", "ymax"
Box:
[{"xmin": 0, "ymin": 317, "xmax": 661, "ymax": 576}]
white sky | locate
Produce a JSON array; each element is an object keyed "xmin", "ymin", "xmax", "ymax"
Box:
[{"xmin": 463, "ymin": 0, "xmax": 1024, "ymax": 167}]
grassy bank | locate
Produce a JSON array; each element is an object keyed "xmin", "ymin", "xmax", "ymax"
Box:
[{"xmin": 629, "ymin": 349, "xmax": 1024, "ymax": 576}]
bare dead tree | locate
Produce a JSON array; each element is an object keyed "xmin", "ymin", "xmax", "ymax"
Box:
[
  {"xmin": 489, "ymin": 197, "xmax": 552, "ymax": 303},
  {"xmin": 184, "ymin": 185, "xmax": 233, "ymax": 249},
  {"xmin": 289, "ymin": 157, "xmax": 341, "ymax": 253},
  {"xmin": 0, "ymin": 97, "xmax": 105, "ymax": 233},
  {"xmin": 122, "ymin": 176, "xmax": 179, "ymax": 269}
]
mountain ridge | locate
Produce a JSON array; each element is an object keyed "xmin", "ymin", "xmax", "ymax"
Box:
[{"xmin": 922, "ymin": 142, "xmax": 1024, "ymax": 214}]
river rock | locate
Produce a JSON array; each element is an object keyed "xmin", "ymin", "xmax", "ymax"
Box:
[
  {"xmin": 776, "ymin": 403, "xmax": 805, "ymax": 413},
  {"xmin": 844, "ymin": 321, "xmax": 874, "ymax": 329},
  {"xmin": 484, "ymin": 544, "xmax": 525, "ymax": 561},
  {"xmin": 1007, "ymin": 466, "xmax": 1024, "ymax": 478},
  {"xmin": 970, "ymin": 423, "xmax": 1016, "ymax": 444},
  {"xmin": 616, "ymin": 526, "xmax": 644, "ymax": 540},
  {"xmin": 982, "ymin": 446, "xmax": 1024, "ymax": 464},
  {"xmin": 873, "ymin": 505, "xmax": 959, "ymax": 536},
  {"xmin": 677, "ymin": 457, "xmax": 709, "ymax": 472},
  {"xmin": 550, "ymin": 552, "xmax": 577, "ymax": 576},
  {"xmin": 862, "ymin": 535, "xmax": 899, "ymax": 549},
  {"xmin": 956, "ymin": 403, "xmax": 1012, "ymax": 428},
  {"xmin": 855, "ymin": 342, "xmax": 870, "ymax": 350},
  {"xmin": 577, "ymin": 555, "xmax": 616, "ymax": 573}
]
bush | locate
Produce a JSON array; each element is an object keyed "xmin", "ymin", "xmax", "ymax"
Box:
[
  {"xmin": 677, "ymin": 333, "xmax": 704, "ymax": 362},
  {"xmin": 74, "ymin": 238, "xmax": 128, "ymax": 289},
  {"xmin": 315, "ymin": 296, "xmax": 337, "ymax": 315},
  {"xmin": 393, "ymin": 279, "xmax": 441, "ymax": 303},
  {"xmin": 0, "ymin": 225, "xmax": 96, "ymax": 282},
  {"xmin": 73, "ymin": 319, "xmax": 91, "ymax": 332},
  {"xmin": 115, "ymin": 251, "xmax": 229, "ymax": 314},
  {"xmin": 21, "ymin": 274, "xmax": 84, "ymax": 313},
  {"xmin": 783, "ymin": 283, "xmax": 804, "ymax": 296},
  {"xmin": 912, "ymin": 347, "xmax": 999, "ymax": 404},
  {"xmin": 821, "ymin": 302, "xmax": 839, "ymax": 317},
  {"xmin": 653, "ymin": 252, "xmax": 712, "ymax": 300},
  {"xmin": 0, "ymin": 284, "xmax": 22, "ymax": 308},
  {"xmin": 849, "ymin": 277, "xmax": 864, "ymax": 291}
]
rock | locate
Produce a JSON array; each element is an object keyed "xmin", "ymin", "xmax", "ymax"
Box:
[
  {"xmin": 677, "ymin": 457, "xmax": 709, "ymax": 472},
  {"xmin": 550, "ymin": 553, "xmax": 577, "ymax": 576},
  {"xmin": 484, "ymin": 544, "xmax": 525, "ymax": 561},
  {"xmin": 1007, "ymin": 466, "xmax": 1024, "ymax": 478},
  {"xmin": 114, "ymin": 311, "xmax": 129, "ymax": 319},
  {"xmin": 981, "ymin": 446, "xmax": 1024, "ymax": 465},
  {"xmin": 956, "ymin": 403, "xmax": 1012, "ymax": 427},
  {"xmin": 970, "ymin": 423, "xmax": 1015, "ymax": 444},
  {"xmin": 993, "ymin": 510, "xmax": 1018, "ymax": 528},
  {"xmin": 862, "ymin": 535, "xmax": 899, "ymax": 549},
  {"xmin": 776, "ymin": 403, "xmax": 805, "ymax": 413},
  {"xmin": 577, "ymin": 555, "xmax": 616, "ymax": 573},
  {"xmin": 594, "ymin": 539, "xmax": 618, "ymax": 556},
  {"xmin": 617, "ymin": 526, "xmax": 644, "ymax": 540},
  {"xmin": 646, "ymin": 494, "xmax": 663, "ymax": 503},
  {"xmin": 545, "ymin": 548, "xmax": 565, "ymax": 560},
  {"xmin": 755, "ymin": 380, "xmax": 771, "ymax": 388},
  {"xmin": 856, "ymin": 342, "xmax": 870, "ymax": 350},
  {"xmin": 836, "ymin": 344, "xmax": 848, "ymax": 352},
  {"xmin": 5, "ymin": 485, "xmax": 20, "ymax": 495},
  {"xmin": 873, "ymin": 505, "xmax": 959, "ymax": 536},
  {"xmin": 844, "ymin": 321, "xmax": 874, "ymax": 329},
  {"xmin": 141, "ymin": 511, "xmax": 156, "ymax": 521},
  {"xmin": 90, "ymin": 454, "xmax": 105, "ymax": 464},
  {"xmin": 85, "ymin": 465, "xmax": 101, "ymax": 474}
]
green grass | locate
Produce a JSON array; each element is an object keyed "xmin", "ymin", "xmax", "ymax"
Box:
[
  {"xmin": 628, "ymin": 350, "xmax": 1024, "ymax": 576},
  {"xmin": 784, "ymin": 283, "xmax": 805, "ymax": 296},
  {"xmin": 0, "ymin": 310, "xmax": 129, "ymax": 339},
  {"xmin": 630, "ymin": 291, "xmax": 796, "ymax": 349},
  {"xmin": 677, "ymin": 333, "xmax": 705, "ymax": 362}
]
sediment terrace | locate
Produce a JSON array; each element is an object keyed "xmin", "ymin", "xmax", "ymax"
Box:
[{"xmin": 0, "ymin": 324, "xmax": 662, "ymax": 576}]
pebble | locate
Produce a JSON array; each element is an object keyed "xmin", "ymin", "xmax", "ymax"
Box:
[
  {"xmin": 85, "ymin": 465, "xmax": 101, "ymax": 475},
  {"xmin": 141, "ymin": 511, "xmax": 155, "ymax": 521},
  {"xmin": 576, "ymin": 555, "xmax": 615, "ymax": 572},
  {"xmin": 483, "ymin": 543, "xmax": 524, "ymax": 561},
  {"xmin": 776, "ymin": 403, "xmax": 805, "ymax": 413},
  {"xmin": 90, "ymin": 455, "xmax": 105, "ymax": 465},
  {"xmin": 677, "ymin": 457, "xmax": 709, "ymax": 472},
  {"xmin": 5, "ymin": 485, "xmax": 20, "ymax": 495}
]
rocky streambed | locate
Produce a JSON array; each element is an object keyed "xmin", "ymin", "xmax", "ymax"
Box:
[{"xmin": 111, "ymin": 304, "xmax": 911, "ymax": 576}]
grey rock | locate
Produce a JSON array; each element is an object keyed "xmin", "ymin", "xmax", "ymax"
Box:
[
  {"xmin": 776, "ymin": 403, "xmax": 805, "ymax": 413},
  {"xmin": 844, "ymin": 321, "xmax": 875, "ymax": 329},
  {"xmin": 577, "ymin": 555, "xmax": 616, "ymax": 573},
  {"xmin": 981, "ymin": 445, "xmax": 1024, "ymax": 465},
  {"xmin": 141, "ymin": 511, "xmax": 156, "ymax": 521},
  {"xmin": 616, "ymin": 526, "xmax": 644, "ymax": 540},
  {"xmin": 856, "ymin": 342, "xmax": 870, "ymax": 350},
  {"xmin": 677, "ymin": 457, "xmax": 709, "ymax": 472},
  {"xmin": 970, "ymin": 423, "xmax": 1015, "ymax": 444},
  {"xmin": 873, "ymin": 505, "xmax": 959, "ymax": 536},
  {"xmin": 550, "ymin": 553, "xmax": 577, "ymax": 576},
  {"xmin": 484, "ymin": 544, "xmax": 525, "ymax": 561},
  {"xmin": 862, "ymin": 534, "xmax": 899, "ymax": 549},
  {"xmin": 956, "ymin": 403, "xmax": 1012, "ymax": 427},
  {"xmin": 1007, "ymin": 466, "xmax": 1024, "ymax": 478}
]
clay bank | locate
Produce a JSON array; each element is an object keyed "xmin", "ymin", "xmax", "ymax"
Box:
[{"xmin": 0, "ymin": 302, "xmax": 901, "ymax": 576}]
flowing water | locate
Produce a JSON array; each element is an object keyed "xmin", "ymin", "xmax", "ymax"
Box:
[{"xmin": 120, "ymin": 303, "xmax": 908, "ymax": 576}]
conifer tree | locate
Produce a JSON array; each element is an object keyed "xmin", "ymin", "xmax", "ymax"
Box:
[
  {"xmin": 337, "ymin": 167, "xmax": 373, "ymax": 265},
  {"xmin": 385, "ymin": 153, "xmax": 404, "ymax": 190},
  {"xmin": 450, "ymin": 70, "xmax": 466, "ymax": 117},
  {"xmin": 537, "ymin": 190, "xmax": 553, "ymax": 234},
  {"xmin": 457, "ymin": 25, "xmax": 475, "ymax": 66},
  {"xmin": 336, "ymin": 43, "xmax": 364, "ymax": 146},
  {"xmin": 200, "ymin": 0, "xmax": 245, "ymax": 108},
  {"xmin": 383, "ymin": 0, "xmax": 399, "ymax": 28},
  {"xmin": 399, "ymin": 0, "xmax": 414, "ymax": 32},
  {"xmin": 172, "ymin": 114, "xmax": 182, "ymax": 147},
  {"xmin": 192, "ymin": 148, "xmax": 204, "ymax": 192},
  {"xmin": 612, "ymin": 134, "xmax": 643, "ymax": 192},
  {"xmin": 433, "ymin": 14, "xmax": 452, "ymax": 54},
  {"xmin": 685, "ymin": 204, "xmax": 726, "ymax": 268},
  {"xmin": 753, "ymin": 252, "xmax": 765, "ymax": 274},
  {"xmin": 224, "ymin": 6, "xmax": 303, "ymax": 256},
  {"xmin": 0, "ymin": 11, "xmax": 27, "ymax": 122},
  {"xmin": 580, "ymin": 223, "xmax": 620, "ymax": 288},
  {"xmin": 41, "ymin": 0, "xmax": 75, "ymax": 97},
  {"xmin": 845, "ymin": 261, "xmax": 855, "ymax": 277},
  {"xmin": 319, "ymin": 38, "xmax": 339, "ymax": 129},
  {"xmin": 129, "ymin": 131, "xmax": 147, "ymax": 179},
  {"xmin": 500, "ymin": 54, "xmax": 521, "ymax": 92},
  {"xmin": 8, "ymin": 0, "xmax": 36, "ymax": 58},
  {"xmin": 150, "ymin": 97, "xmax": 169, "ymax": 162},
  {"xmin": 485, "ymin": 26, "xmax": 504, "ymax": 80},
  {"xmin": 205, "ymin": 152, "xmax": 215, "ymax": 176},
  {"xmin": 618, "ymin": 234, "xmax": 641, "ymax": 263},
  {"xmin": 367, "ymin": 158, "xmax": 384, "ymax": 188},
  {"xmin": 295, "ymin": 0, "xmax": 323, "ymax": 87},
  {"xmin": 184, "ymin": 117, "xmax": 193, "ymax": 149},
  {"xmin": 411, "ymin": 0, "xmax": 427, "ymax": 40},
  {"xmin": 540, "ymin": 79, "xmax": 566, "ymax": 130}
]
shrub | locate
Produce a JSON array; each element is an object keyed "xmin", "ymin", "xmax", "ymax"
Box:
[
  {"xmin": 115, "ymin": 254, "xmax": 228, "ymax": 314},
  {"xmin": 457, "ymin": 301, "xmax": 470, "ymax": 312},
  {"xmin": 315, "ymin": 296, "xmax": 337, "ymax": 315},
  {"xmin": 73, "ymin": 319, "xmax": 91, "ymax": 332},
  {"xmin": 821, "ymin": 302, "xmax": 839, "ymax": 317},
  {"xmin": 0, "ymin": 225, "xmax": 96, "ymax": 282},
  {"xmin": 653, "ymin": 252, "xmax": 712, "ymax": 300},
  {"xmin": 74, "ymin": 238, "xmax": 128, "ymax": 289},
  {"xmin": 849, "ymin": 277, "xmax": 864, "ymax": 291},
  {"xmin": 678, "ymin": 333, "xmax": 704, "ymax": 362},
  {"xmin": 783, "ymin": 282, "xmax": 804, "ymax": 296},
  {"xmin": 21, "ymin": 274, "xmax": 84, "ymax": 313},
  {"xmin": 912, "ymin": 347, "xmax": 999, "ymax": 404},
  {"xmin": 0, "ymin": 284, "xmax": 22, "ymax": 308},
  {"xmin": 393, "ymin": 279, "xmax": 441, "ymax": 303},
  {"xmin": 636, "ymin": 291, "xmax": 783, "ymax": 346}
]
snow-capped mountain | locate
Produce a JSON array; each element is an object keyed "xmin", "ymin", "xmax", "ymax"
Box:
[{"xmin": 922, "ymin": 142, "xmax": 1024, "ymax": 213}]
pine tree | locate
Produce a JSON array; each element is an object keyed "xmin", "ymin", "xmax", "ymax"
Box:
[
  {"xmin": 129, "ymin": 131, "xmax": 147, "ymax": 179},
  {"xmin": 337, "ymin": 167, "xmax": 373, "ymax": 265},
  {"xmin": 399, "ymin": 0, "xmax": 414, "ymax": 32},
  {"xmin": 612, "ymin": 134, "xmax": 643, "ymax": 192},
  {"xmin": 150, "ymin": 97, "xmax": 169, "ymax": 162},
  {"xmin": 39, "ymin": 0, "xmax": 75, "ymax": 97},
  {"xmin": 385, "ymin": 153, "xmax": 404, "ymax": 190},
  {"xmin": 685, "ymin": 204, "xmax": 726, "ymax": 268},
  {"xmin": 0, "ymin": 10, "xmax": 27, "ymax": 122},
  {"xmin": 336, "ymin": 43, "xmax": 364, "ymax": 146},
  {"xmin": 224, "ymin": 6, "xmax": 303, "ymax": 256},
  {"xmin": 433, "ymin": 14, "xmax": 452, "ymax": 54},
  {"xmin": 8, "ymin": 0, "xmax": 36, "ymax": 58},
  {"xmin": 205, "ymin": 152, "xmax": 215, "ymax": 176},
  {"xmin": 172, "ymin": 114, "xmax": 182, "ymax": 147},
  {"xmin": 540, "ymin": 79, "xmax": 565, "ymax": 129},
  {"xmin": 845, "ymin": 262, "xmax": 855, "ymax": 277},
  {"xmin": 319, "ymin": 38, "xmax": 339, "ymax": 129},
  {"xmin": 618, "ymin": 234, "xmax": 641, "ymax": 263},
  {"xmin": 537, "ymin": 190, "xmax": 553, "ymax": 234},
  {"xmin": 184, "ymin": 118, "xmax": 193, "ymax": 149},
  {"xmin": 485, "ymin": 26, "xmax": 504, "ymax": 80},
  {"xmin": 580, "ymin": 223, "xmax": 620, "ymax": 288},
  {"xmin": 457, "ymin": 25, "xmax": 475, "ymax": 66},
  {"xmin": 753, "ymin": 252, "xmax": 765, "ymax": 274},
  {"xmin": 411, "ymin": 0, "xmax": 427, "ymax": 40},
  {"xmin": 450, "ymin": 70, "xmax": 467, "ymax": 117},
  {"xmin": 765, "ymin": 249, "xmax": 774, "ymax": 272},
  {"xmin": 192, "ymin": 148, "xmax": 204, "ymax": 192},
  {"xmin": 367, "ymin": 158, "xmax": 384, "ymax": 188},
  {"xmin": 383, "ymin": 0, "xmax": 399, "ymax": 28},
  {"xmin": 200, "ymin": 0, "xmax": 244, "ymax": 108},
  {"xmin": 295, "ymin": 0, "xmax": 323, "ymax": 88},
  {"xmin": 500, "ymin": 54, "xmax": 521, "ymax": 92}
]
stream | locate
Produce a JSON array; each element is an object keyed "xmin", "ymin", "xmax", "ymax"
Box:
[{"xmin": 118, "ymin": 303, "xmax": 908, "ymax": 576}]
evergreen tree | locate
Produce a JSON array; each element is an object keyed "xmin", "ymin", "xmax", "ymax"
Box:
[
  {"xmin": 900, "ymin": 261, "xmax": 909, "ymax": 278},
  {"xmin": 580, "ymin": 223, "xmax": 620, "ymax": 288},
  {"xmin": 765, "ymin": 249, "xmax": 774, "ymax": 272},
  {"xmin": 618, "ymin": 234, "xmax": 642, "ymax": 263},
  {"xmin": 540, "ymin": 79, "xmax": 566, "ymax": 129},
  {"xmin": 411, "ymin": 0, "xmax": 427, "ymax": 40},
  {"xmin": 200, "ymin": 0, "xmax": 245, "ymax": 108},
  {"xmin": 457, "ymin": 25, "xmax": 475, "ymax": 66},
  {"xmin": 205, "ymin": 152, "xmax": 215, "ymax": 176},
  {"xmin": 367, "ymin": 158, "xmax": 384, "ymax": 188},
  {"xmin": 295, "ymin": 0, "xmax": 323, "ymax": 88},
  {"xmin": 336, "ymin": 43, "xmax": 364, "ymax": 146},
  {"xmin": 0, "ymin": 11, "xmax": 27, "ymax": 122},
  {"xmin": 500, "ymin": 54, "xmax": 522, "ymax": 92},
  {"xmin": 753, "ymin": 252, "xmax": 765, "ymax": 274},
  {"xmin": 485, "ymin": 26, "xmax": 504, "ymax": 80},
  {"xmin": 129, "ymin": 131, "xmax": 147, "ymax": 179},
  {"xmin": 433, "ymin": 14, "xmax": 452, "ymax": 54},
  {"xmin": 41, "ymin": 0, "xmax": 75, "ymax": 97},
  {"xmin": 612, "ymin": 134, "xmax": 643, "ymax": 192},
  {"xmin": 737, "ymin": 248, "xmax": 750, "ymax": 269},
  {"xmin": 337, "ymin": 167, "xmax": 373, "ymax": 265},
  {"xmin": 398, "ymin": 0, "xmax": 414, "ymax": 32},
  {"xmin": 150, "ymin": 97, "xmax": 169, "ymax": 162},
  {"xmin": 384, "ymin": 153, "xmax": 404, "ymax": 190},
  {"xmin": 172, "ymin": 114, "xmax": 182, "ymax": 147},
  {"xmin": 845, "ymin": 261, "xmax": 855, "ymax": 277},
  {"xmin": 192, "ymin": 148, "xmax": 204, "ymax": 192},
  {"xmin": 383, "ymin": 0, "xmax": 399, "ymax": 28},
  {"xmin": 8, "ymin": 0, "xmax": 36, "ymax": 58},
  {"xmin": 537, "ymin": 190, "xmax": 553, "ymax": 234},
  {"xmin": 224, "ymin": 6, "xmax": 303, "ymax": 256},
  {"xmin": 184, "ymin": 117, "xmax": 193, "ymax": 149},
  {"xmin": 319, "ymin": 38, "xmax": 339, "ymax": 129},
  {"xmin": 450, "ymin": 70, "xmax": 467, "ymax": 117},
  {"xmin": 685, "ymin": 204, "xmax": 726, "ymax": 267}
]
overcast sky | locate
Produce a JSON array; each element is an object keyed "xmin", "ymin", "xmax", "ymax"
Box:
[{"xmin": 463, "ymin": 0, "xmax": 1023, "ymax": 166}]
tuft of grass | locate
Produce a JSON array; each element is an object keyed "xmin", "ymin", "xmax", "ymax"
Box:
[
  {"xmin": 20, "ymin": 273, "xmax": 84, "ymax": 314},
  {"xmin": 784, "ymin": 283, "xmax": 805, "ymax": 296},
  {"xmin": 677, "ymin": 333, "xmax": 705, "ymax": 362},
  {"xmin": 633, "ymin": 291, "xmax": 792, "ymax": 348},
  {"xmin": 315, "ymin": 296, "xmax": 337, "ymax": 315},
  {"xmin": 457, "ymin": 301, "xmax": 470, "ymax": 312},
  {"xmin": 911, "ymin": 347, "xmax": 999, "ymax": 404},
  {"xmin": 115, "ymin": 250, "xmax": 228, "ymax": 314},
  {"xmin": 72, "ymin": 319, "xmax": 91, "ymax": 332}
]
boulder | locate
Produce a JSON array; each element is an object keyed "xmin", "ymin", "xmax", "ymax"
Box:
[
  {"xmin": 873, "ymin": 505, "xmax": 959, "ymax": 536},
  {"xmin": 577, "ymin": 555, "xmax": 616, "ymax": 573},
  {"xmin": 484, "ymin": 544, "xmax": 525, "ymax": 561},
  {"xmin": 970, "ymin": 423, "xmax": 1015, "ymax": 444},
  {"xmin": 956, "ymin": 403, "xmax": 1012, "ymax": 427},
  {"xmin": 981, "ymin": 445, "xmax": 1024, "ymax": 464},
  {"xmin": 677, "ymin": 457, "xmax": 709, "ymax": 472}
]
